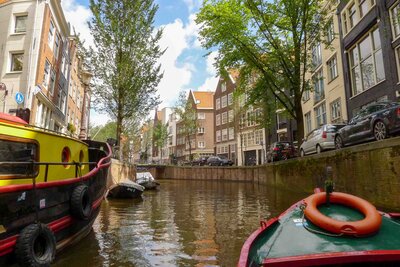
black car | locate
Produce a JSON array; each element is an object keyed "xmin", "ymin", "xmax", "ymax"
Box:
[
  {"xmin": 266, "ymin": 142, "xmax": 297, "ymax": 162},
  {"xmin": 191, "ymin": 157, "xmax": 209, "ymax": 166},
  {"xmin": 335, "ymin": 101, "xmax": 400, "ymax": 149},
  {"xmin": 206, "ymin": 156, "xmax": 233, "ymax": 166}
]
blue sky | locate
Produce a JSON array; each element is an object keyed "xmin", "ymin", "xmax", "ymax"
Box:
[{"xmin": 62, "ymin": 0, "xmax": 218, "ymax": 125}]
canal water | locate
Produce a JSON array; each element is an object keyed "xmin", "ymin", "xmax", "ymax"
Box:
[{"xmin": 54, "ymin": 180, "xmax": 308, "ymax": 267}]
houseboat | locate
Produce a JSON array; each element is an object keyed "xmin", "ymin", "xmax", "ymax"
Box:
[{"xmin": 0, "ymin": 113, "xmax": 111, "ymax": 266}]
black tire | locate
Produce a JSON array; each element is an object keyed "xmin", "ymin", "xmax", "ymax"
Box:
[
  {"xmin": 335, "ymin": 135, "xmax": 343, "ymax": 149},
  {"xmin": 374, "ymin": 121, "xmax": 387, "ymax": 141},
  {"xmin": 71, "ymin": 184, "xmax": 92, "ymax": 220},
  {"xmin": 15, "ymin": 223, "xmax": 56, "ymax": 267}
]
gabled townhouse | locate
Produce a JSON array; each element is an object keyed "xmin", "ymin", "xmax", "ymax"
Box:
[
  {"xmin": 214, "ymin": 71, "xmax": 238, "ymax": 164},
  {"xmin": 302, "ymin": 1, "xmax": 348, "ymax": 138},
  {"xmin": 176, "ymin": 91, "xmax": 214, "ymax": 163},
  {"xmin": 0, "ymin": 0, "xmax": 89, "ymax": 134},
  {"xmin": 338, "ymin": 0, "xmax": 400, "ymax": 117}
]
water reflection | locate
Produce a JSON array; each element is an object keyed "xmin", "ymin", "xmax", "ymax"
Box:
[{"xmin": 54, "ymin": 180, "xmax": 307, "ymax": 267}]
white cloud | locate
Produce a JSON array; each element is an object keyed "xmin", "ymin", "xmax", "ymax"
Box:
[
  {"xmin": 61, "ymin": 0, "xmax": 93, "ymax": 48},
  {"xmin": 198, "ymin": 51, "xmax": 219, "ymax": 91},
  {"xmin": 90, "ymin": 110, "xmax": 111, "ymax": 127}
]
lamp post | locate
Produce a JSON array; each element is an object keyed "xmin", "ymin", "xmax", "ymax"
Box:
[
  {"xmin": 0, "ymin": 83, "xmax": 8, "ymax": 113},
  {"xmin": 79, "ymin": 71, "xmax": 92, "ymax": 140}
]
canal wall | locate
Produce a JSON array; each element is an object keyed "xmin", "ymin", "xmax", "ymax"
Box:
[
  {"xmin": 107, "ymin": 159, "xmax": 136, "ymax": 189},
  {"xmin": 149, "ymin": 137, "xmax": 400, "ymax": 210}
]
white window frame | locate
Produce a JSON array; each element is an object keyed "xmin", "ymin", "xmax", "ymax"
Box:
[
  {"xmin": 228, "ymin": 110, "xmax": 234, "ymax": 122},
  {"xmin": 229, "ymin": 127, "xmax": 234, "ymax": 140},
  {"xmin": 221, "ymin": 82, "xmax": 226, "ymax": 92},
  {"xmin": 221, "ymin": 95, "xmax": 227, "ymax": 108},
  {"xmin": 391, "ymin": 1, "xmax": 400, "ymax": 41},
  {"xmin": 228, "ymin": 93, "xmax": 233, "ymax": 105},
  {"xmin": 305, "ymin": 112, "xmax": 312, "ymax": 134},
  {"xmin": 48, "ymin": 20, "xmax": 55, "ymax": 50},
  {"xmin": 10, "ymin": 52, "xmax": 24, "ymax": 72},
  {"xmin": 330, "ymin": 98, "xmax": 342, "ymax": 122},
  {"xmin": 222, "ymin": 128, "xmax": 228, "ymax": 141},
  {"xmin": 327, "ymin": 54, "xmax": 338, "ymax": 82},
  {"xmin": 216, "ymin": 130, "xmax": 221, "ymax": 142},
  {"xmin": 14, "ymin": 14, "xmax": 28, "ymax": 34},
  {"xmin": 198, "ymin": 141, "xmax": 205, "ymax": 148},
  {"xmin": 197, "ymin": 112, "xmax": 205, "ymax": 119},
  {"xmin": 216, "ymin": 98, "xmax": 221, "ymax": 110},
  {"xmin": 216, "ymin": 114, "xmax": 221, "ymax": 126},
  {"xmin": 222, "ymin": 112, "xmax": 228, "ymax": 124},
  {"xmin": 314, "ymin": 102, "xmax": 327, "ymax": 127}
]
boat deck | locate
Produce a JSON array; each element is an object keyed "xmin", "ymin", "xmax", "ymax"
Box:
[{"xmin": 249, "ymin": 204, "xmax": 400, "ymax": 266}]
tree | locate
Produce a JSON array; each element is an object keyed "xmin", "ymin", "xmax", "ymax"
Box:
[
  {"xmin": 196, "ymin": 0, "xmax": 333, "ymax": 143},
  {"xmin": 89, "ymin": 122, "xmax": 117, "ymax": 142},
  {"xmin": 153, "ymin": 122, "xmax": 168, "ymax": 163},
  {"xmin": 173, "ymin": 91, "xmax": 198, "ymax": 161},
  {"xmin": 88, "ymin": 0, "xmax": 164, "ymax": 159}
]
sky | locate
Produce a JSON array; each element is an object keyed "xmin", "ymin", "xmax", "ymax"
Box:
[{"xmin": 61, "ymin": 0, "xmax": 219, "ymax": 126}]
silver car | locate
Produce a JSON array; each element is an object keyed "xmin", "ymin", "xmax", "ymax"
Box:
[{"xmin": 300, "ymin": 124, "xmax": 345, "ymax": 156}]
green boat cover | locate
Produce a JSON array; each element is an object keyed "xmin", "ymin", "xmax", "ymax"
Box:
[{"xmin": 249, "ymin": 204, "xmax": 400, "ymax": 266}]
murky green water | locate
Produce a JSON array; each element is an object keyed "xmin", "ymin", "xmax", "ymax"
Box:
[{"xmin": 54, "ymin": 180, "xmax": 308, "ymax": 267}]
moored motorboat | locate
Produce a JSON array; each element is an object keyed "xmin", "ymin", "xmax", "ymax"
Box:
[
  {"xmin": 238, "ymin": 189, "xmax": 400, "ymax": 267},
  {"xmin": 107, "ymin": 179, "xmax": 144, "ymax": 198},
  {"xmin": 0, "ymin": 113, "xmax": 111, "ymax": 266},
  {"xmin": 136, "ymin": 171, "xmax": 160, "ymax": 190}
]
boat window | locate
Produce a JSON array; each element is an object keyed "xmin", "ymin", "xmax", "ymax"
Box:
[{"xmin": 0, "ymin": 139, "xmax": 38, "ymax": 176}]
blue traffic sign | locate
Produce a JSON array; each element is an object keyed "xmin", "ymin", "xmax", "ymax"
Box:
[{"xmin": 15, "ymin": 92, "xmax": 24, "ymax": 104}]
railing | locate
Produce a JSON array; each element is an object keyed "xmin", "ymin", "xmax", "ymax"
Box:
[{"xmin": 0, "ymin": 161, "xmax": 97, "ymax": 181}]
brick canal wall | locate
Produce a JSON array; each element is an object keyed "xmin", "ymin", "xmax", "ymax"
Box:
[
  {"xmin": 107, "ymin": 159, "xmax": 136, "ymax": 189},
  {"xmin": 149, "ymin": 137, "xmax": 400, "ymax": 210}
]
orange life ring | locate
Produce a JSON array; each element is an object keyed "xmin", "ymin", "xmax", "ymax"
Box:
[{"xmin": 304, "ymin": 192, "xmax": 382, "ymax": 236}]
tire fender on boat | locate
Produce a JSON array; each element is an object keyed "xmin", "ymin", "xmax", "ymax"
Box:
[
  {"xmin": 15, "ymin": 223, "xmax": 56, "ymax": 267},
  {"xmin": 70, "ymin": 184, "xmax": 92, "ymax": 220},
  {"xmin": 304, "ymin": 192, "xmax": 382, "ymax": 236}
]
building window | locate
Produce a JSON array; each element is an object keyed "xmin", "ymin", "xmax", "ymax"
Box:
[
  {"xmin": 222, "ymin": 128, "xmax": 228, "ymax": 141},
  {"xmin": 349, "ymin": 3, "xmax": 357, "ymax": 28},
  {"xmin": 305, "ymin": 112, "xmax": 312, "ymax": 134},
  {"xmin": 216, "ymin": 98, "xmax": 220, "ymax": 110},
  {"xmin": 48, "ymin": 21, "xmax": 55, "ymax": 50},
  {"xmin": 395, "ymin": 46, "xmax": 400, "ymax": 82},
  {"xmin": 197, "ymin": 112, "xmax": 205, "ymax": 119},
  {"xmin": 342, "ymin": 0, "xmax": 375, "ymax": 34},
  {"xmin": 221, "ymin": 95, "xmax": 227, "ymax": 108},
  {"xmin": 314, "ymin": 102, "xmax": 327, "ymax": 127},
  {"xmin": 255, "ymin": 129, "xmax": 263, "ymax": 145},
  {"xmin": 54, "ymin": 33, "xmax": 60, "ymax": 58},
  {"xmin": 327, "ymin": 55, "xmax": 338, "ymax": 82},
  {"xmin": 216, "ymin": 114, "xmax": 221, "ymax": 126},
  {"xmin": 247, "ymin": 132, "xmax": 254, "ymax": 146},
  {"xmin": 222, "ymin": 112, "xmax": 228, "ymax": 124},
  {"xmin": 221, "ymin": 82, "xmax": 226, "ymax": 92},
  {"xmin": 198, "ymin": 141, "xmax": 205, "ymax": 148},
  {"xmin": 228, "ymin": 110, "xmax": 234, "ymax": 122},
  {"xmin": 49, "ymin": 69, "xmax": 56, "ymax": 95},
  {"xmin": 312, "ymin": 42, "xmax": 322, "ymax": 68},
  {"xmin": 326, "ymin": 19, "xmax": 334, "ymax": 43},
  {"xmin": 313, "ymin": 69, "xmax": 324, "ymax": 103},
  {"xmin": 349, "ymin": 27, "xmax": 384, "ymax": 96},
  {"xmin": 43, "ymin": 60, "xmax": 50, "ymax": 87},
  {"xmin": 330, "ymin": 98, "xmax": 342, "ymax": 122},
  {"xmin": 228, "ymin": 93, "xmax": 233, "ymax": 105},
  {"xmin": 216, "ymin": 130, "xmax": 221, "ymax": 142},
  {"xmin": 198, "ymin": 127, "xmax": 205, "ymax": 133},
  {"xmin": 229, "ymin": 127, "xmax": 234, "ymax": 140},
  {"xmin": 391, "ymin": 2, "xmax": 400, "ymax": 40},
  {"xmin": 14, "ymin": 15, "xmax": 28, "ymax": 33},
  {"xmin": 303, "ymin": 89, "xmax": 310, "ymax": 102},
  {"xmin": 10, "ymin": 52, "xmax": 23, "ymax": 72}
]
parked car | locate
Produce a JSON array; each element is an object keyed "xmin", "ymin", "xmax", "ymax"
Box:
[
  {"xmin": 207, "ymin": 156, "xmax": 233, "ymax": 166},
  {"xmin": 266, "ymin": 142, "xmax": 297, "ymax": 162},
  {"xmin": 300, "ymin": 124, "xmax": 345, "ymax": 156},
  {"xmin": 191, "ymin": 156, "xmax": 209, "ymax": 166},
  {"xmin": 335, "ymin": 101, "xmax": 400, "ymax": 149}
]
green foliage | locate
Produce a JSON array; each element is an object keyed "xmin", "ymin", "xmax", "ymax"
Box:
[
  {"xmin": 173, "ymin": 91, "xmax": 199, "ymax": 160},
  {"xmin": 89, "ymin": 121, "xmax": 117, "ymax": 142},
  {"xmin": 67, "ymin": 123, "xmax": 76, "ymax": 134},
  {"xmin": 197, "ymin": 0, "xmax": 334, "ymax": 142},
  {"xmin": 88, "ymin": 0, "xmax": 164, "ymax": 152},
  {"xmin": 153, "ymin": 122, "xmax": 168, "ymax": 158}
]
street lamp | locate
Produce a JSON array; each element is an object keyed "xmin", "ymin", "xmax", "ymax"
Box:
[{"xmin": 79, "ymin": 71, "xmax": 92, "ymax": 140}]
